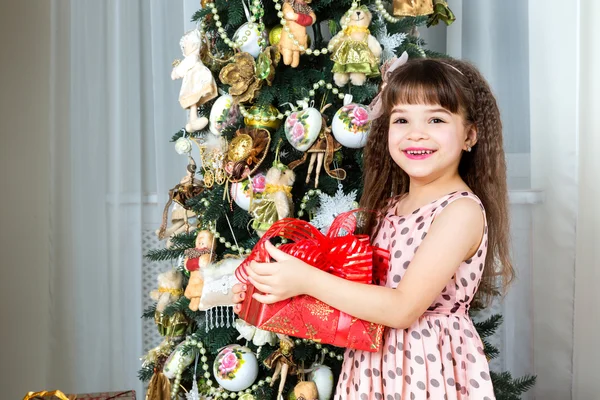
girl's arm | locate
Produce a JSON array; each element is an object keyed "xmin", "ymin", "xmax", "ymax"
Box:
[{"xmin": 246, "ymin": 198, "xmax": 484, "ymax": 329}]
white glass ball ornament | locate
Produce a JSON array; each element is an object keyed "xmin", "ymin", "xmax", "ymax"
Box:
[
  {"xmin": 230, "ymin": 180, "xmax": 252, "ymax": 211},
  {"xmin": 209, "ymin": 94, "xmax": 243, "ymax": 135},
  {"xmin": 213, "ymin": 345, "xmax": 259, "ymax": 392},
  {"xmin": 233, "ymin": 23, "xmax": 267, "ymax": 58},
  {"xmin": 283, "ymin": 106, "xmax": 322, "ymax": 152},
  {"xmin": 331, "ymin": 103, "xmax": 372, "ymax": 149},
  {"xmin": 308, "ymin": 363, "xmax": 334, "ymax": 400},
  {"xmin": 163, "ymin": 341, "xmax": 195, "ymax": 379}
]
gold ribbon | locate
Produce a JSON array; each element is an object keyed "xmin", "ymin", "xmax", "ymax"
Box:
[
  {"xmin": 343, "ymin": 26, "xmax": 370, "ymax": 35},
  {"xmin": 23, "ymin": 390, "xmax": 74, "ymax": 400},
  {"xmin": 264, "ymin": 183, "xmax": 292, "ymax": 197},
  {"xmin": 158, "ymin": 287, "xmax": 184, "ymax": 296}
]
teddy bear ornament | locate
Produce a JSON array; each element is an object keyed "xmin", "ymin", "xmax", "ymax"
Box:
[{"xmin": 329, "ymin": 5, "xmax": 382, "ymax": 86}]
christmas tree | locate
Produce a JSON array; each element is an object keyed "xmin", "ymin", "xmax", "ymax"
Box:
[{"xmin": 140, "ymin": 1, "xmax": 535, "ymax": 399}]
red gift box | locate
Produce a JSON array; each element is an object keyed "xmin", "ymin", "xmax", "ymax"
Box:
[{"xmin": 235, "ymin": 211, "xmax": 388, "ymax": 352}]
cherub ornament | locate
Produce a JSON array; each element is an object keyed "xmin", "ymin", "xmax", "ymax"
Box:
[
  {"xmin": 183, "ymin": 230, "xmax": 216, "ymax": 311},
  {"xmin": 279, "ymin": 0, "xmax": 316, "ymax": 67},
  {"xmin": 171, "ymin": 29, "xmax": 218, "ymax": 132}
]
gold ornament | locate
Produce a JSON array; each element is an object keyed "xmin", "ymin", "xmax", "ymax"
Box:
[
  {"xmin": 228, "ymin": 134, "xmax": 254, "ymax": 162},
  {"xmin": 225, "ymin": 128, "xmax": 271, "ymax": 182},
  {"xmin": 269, "ymin": 25, "xmax": 283, "ymax": 46},
  {"xmin": 393, "ymin": 0, "xmax": 434, "ymax": 16},
  {"xmin": 244, "ymin": 104, "xmax": 282, "ymax": 131},
  {"xmin": 219, "ymin": 47, "xmax": 280, "ymax": 103}
]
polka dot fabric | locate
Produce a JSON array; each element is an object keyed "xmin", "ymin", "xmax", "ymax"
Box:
[{"xmin": 335, "ymin": 192, "xmax": 495, "ymax": 399}]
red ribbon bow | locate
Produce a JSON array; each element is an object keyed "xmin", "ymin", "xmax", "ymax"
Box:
[{"xmin": 235, "ymin": 210, "xmax": 378, "ymax": 285}]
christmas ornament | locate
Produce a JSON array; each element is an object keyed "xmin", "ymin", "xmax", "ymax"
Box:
[
  {"xmin": 150, "ymin": 270, "xmax": 188, "ymax": 337},
  {"xmin": 195, "ymin": 133, "xmax": 228, "ymax": 187},
  {"xmin": 279, "ymin": 0, "xmax": 316, "ymax": 67},
  {"xmin": 244, "ymin": 103, "xmax": 282, "ymax": 131},
  {"xmin": 269, "ymin": 24, "xmax": 283, "ymax": 46},
  {"xmin": 292, "ymin": 381, "xmax": 318, "ymax": 400},
  {"xmin": 209, "ymin": 94, "xmax": 243, "ymax": 135},
  {"xmin": 175, "ymin": 137, "xmax": 193, "ymax": 154},
  {"xmin": 213, "ymin": 345, "xmax": 259, "ymax": 392},
  {"xmin": 289, "ymin": 108, "xmax": 346, "ymax": 188},
  {"xmin": 198, "ymin": 258, "xmax": 242, "ymax": 312},
  {"xmin": 235, "ymin": 318, "xmax": 279, "ymax": 347},
  {"xmin": 157, "ymin": 156, "xmax": 203, "ymax": 242},
  {"xmin": 330, "ymin": 6, "xmax": 382, "ymax": 86},
  {"xmin": 310, "ymin": 185, "xmax": 358, "ymax": 233},
  {"xmin": 225, "ymin": 127, "xmax": 271, "ymax": 182},
  {"xmin": 427, "ymin": 0, "xmax": 456, "ymax": 26},
  {"xmin": 265, "ymin": 336, "xmax": 298, "ymax": 400},
  {"xmin": 393, "ymin": 0, "xmax": 433, "ymax": 16},
  {"xmin": 230, "ymin": 180, "xmax": 252, "ymax": 211},
  {"xmin": 233, "ymin": 22, "xmax": 268, "ymax": 58},
  {"xmin": 184, "ymin": 230, "xmax": 216, "ymax": 311},
  {"xmin": 307, "ymin": 363, "xmax": 334, "ymax": 400},
  {"xmin": 146, "ymin": 369, "xmax": 171, "ymax": 400},
  {"xmin": 284, "ymin": 104, "xmax": 322, "ymax": 152},
  {"xmin": 219, "ymin": 47, "xmax": 280, "ymax": 103},
  {"xmin": 375, "ymin": 23, "xmax": 407, "ymax": 63},
  {"xmin": 331, "ymin": 103, "xmax": 371, "ymax": 148},
  {"xmin": 163, "ymin": 341, "xmax": 195, "ymax": 379},
  {"xmin": 249, "ymin": 155, "xmax": 295, "ymax": 236},
  {"xmin": 171, "ymin": 29, "xmax": 218, "ymax": 132}
]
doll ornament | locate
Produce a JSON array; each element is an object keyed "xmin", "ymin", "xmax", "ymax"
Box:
[
  {"xmin": 171, "ymin": 29, "xmax": 218, "ymax": 132},
  {"xmin": 279, "ymin": 0, "xmax": 316, "ymax": 67}
]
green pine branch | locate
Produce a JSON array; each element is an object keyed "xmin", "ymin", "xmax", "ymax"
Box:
[{"xmin": 474, "ymin": 314, "xmax": 503, "ymax": 338}]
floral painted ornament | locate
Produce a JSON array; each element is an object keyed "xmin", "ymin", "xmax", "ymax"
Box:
[
  {"xmin": 331, "ymin": 103, "xmax": 371, "ymax": 148},
  {"xmin": 284, "ymin": 104, "xmax": 322, "ymax": 152},
  {"xmin": 209, "ymin": 94, "xmax": 243, "ymax": 135},
  {"xmin": 213, "ymin": 345, "xmax": 259, "ymax": 392}
]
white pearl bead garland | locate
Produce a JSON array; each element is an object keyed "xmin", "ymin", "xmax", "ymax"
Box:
[
  {"xmin": 374, "ymin": 0, "xmax": 402, "ymax": 23},
  {"xmin": 208, "ymin": 224, "xmax": 252, "ymax": 255},
  {"xmin": 172, "ymin": 338, "xmax": 272, "ymax": 399},
  {"xmin": 297, "ymin": 189, "xmax": 322, "ymax": 218},
  {"xmin": 294, "ymin": 338, "xmax": 345, "ymax": 361},
  {"xmin": 206, "ymin": 1, "xmax": 266, "ymax": 50}
]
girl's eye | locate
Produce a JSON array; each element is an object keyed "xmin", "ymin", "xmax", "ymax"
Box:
[
  {"xmin": 430, "ymin": 118, "xmax": 445, "ymax": 124},
  {"xmin": 393, "ymin": 118, "xmax": 408, "ymax": 124}
]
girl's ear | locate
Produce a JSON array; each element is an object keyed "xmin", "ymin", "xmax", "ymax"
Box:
[{"xmin": 465, "ymin": 124, "xmax": 478, "ymax": 149}]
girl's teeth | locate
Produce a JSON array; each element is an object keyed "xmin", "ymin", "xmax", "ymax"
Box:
[{"xmin": 407, "ymin": 150, "xmax": 433, "ymax": 155}]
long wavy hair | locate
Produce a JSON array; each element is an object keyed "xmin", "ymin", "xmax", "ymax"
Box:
[{"xmin": 360, "ymin": 57, "xmax": 513, "ymax": 305}]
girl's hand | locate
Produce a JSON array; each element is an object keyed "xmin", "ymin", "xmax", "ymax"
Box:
[
  {"xmin": 232, "ymin": 283, "xmax": 247, "ymax": 314},
  {"xmin": 247, "ymin": 241, "xmax": 313, "ymax": 304}
]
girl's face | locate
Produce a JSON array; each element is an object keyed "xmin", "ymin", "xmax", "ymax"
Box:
[{"xmin": 387, "ymin": 103, "xmax": 476, "ymax": 183}]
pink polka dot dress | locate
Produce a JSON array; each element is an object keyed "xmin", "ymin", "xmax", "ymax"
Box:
[{"xmin": 335, "ymin": 191, "xmax": 495, "ymax": 400}]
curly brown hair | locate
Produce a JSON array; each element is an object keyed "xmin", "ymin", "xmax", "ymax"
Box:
[{"xmin": 360, "ymin": 57, "xmax": 513, "ymax": 305}]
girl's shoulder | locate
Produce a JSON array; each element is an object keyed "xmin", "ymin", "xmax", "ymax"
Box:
[{"xmin": 385, "ymin": 191, "xmax": 485, "ymax": 220}]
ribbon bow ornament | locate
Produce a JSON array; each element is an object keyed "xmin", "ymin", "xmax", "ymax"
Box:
[
  {"xmin": 367, "ymin": 51, "xmax": 409, "ymax": 121},
  {"xmin": 235, "ymin": 210, "xmax": 375, "ymax": 286}
]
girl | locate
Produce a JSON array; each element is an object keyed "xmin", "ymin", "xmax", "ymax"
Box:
[{"xmin": 233, "ymin": 57, "xmax": 513, "ymax": 399}]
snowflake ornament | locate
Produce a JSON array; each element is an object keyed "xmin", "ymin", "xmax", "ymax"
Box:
[
  {"xmin": 311, "ymin": 186, "xmax": 358, "ymax": 233},
  {"xmin": 376, "ymin": 22, "xmax": 407, "ymax": 62}
]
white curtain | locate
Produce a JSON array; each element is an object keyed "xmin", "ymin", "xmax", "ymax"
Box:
[{"xmin": 49, "ymin": 0, "xmax": 197, "ymax": 394}]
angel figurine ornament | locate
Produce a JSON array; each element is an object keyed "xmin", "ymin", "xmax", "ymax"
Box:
[{"xmin": 172, "ymin": 29, "xmax": 218, "ymax": 132}]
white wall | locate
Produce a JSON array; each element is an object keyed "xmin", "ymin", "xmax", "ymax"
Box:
[{"xmin": 0, "ymin": 0, "xmax": 52, "ymax": 398}]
